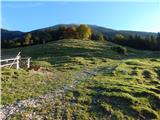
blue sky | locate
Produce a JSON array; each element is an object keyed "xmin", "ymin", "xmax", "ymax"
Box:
[{"xmin": 1, "ymin": 1, "xmax": 160, "ymax": 32}]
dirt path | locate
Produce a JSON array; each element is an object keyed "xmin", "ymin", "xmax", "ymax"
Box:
[
  {"xmin": 1, "ymin": 69, "xmax": 97, "ymax": 120},
  {"xmin": 1, "ymin": 65, "xmax": 119, "ymax": 120}
]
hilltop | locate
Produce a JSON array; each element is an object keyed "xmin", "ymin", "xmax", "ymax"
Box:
[
  {"xmin": 1, "ymin": 39, "xmax": 160, "ymax": 119},
  {"xmin": 1, "ymin": 24, "xmax": 157, "ymax": 41}
]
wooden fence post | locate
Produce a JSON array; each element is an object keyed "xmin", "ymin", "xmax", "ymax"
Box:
[
  {"xmin": 27, "ymin": 57, "xmax": 31, "ymax": 68},
  {"xmin": 9, "ymin": 52, "xmax": 21, "ymax": 69},
  {"xmin": 16, "ymin": 55, "xmax": 20, "ymax": 69}
]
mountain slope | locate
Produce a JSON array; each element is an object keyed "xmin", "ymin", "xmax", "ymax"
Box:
[
  {"xmin": 1, "ymin": 29, "xmax": 25, "ymax": 40},
  {"xmin": 1, "ymin": 24, "xmax": 157, "ymax": 41},
  {"xmin": 34, "ymin": 24, "xmax": 158, "ymax": 38}
]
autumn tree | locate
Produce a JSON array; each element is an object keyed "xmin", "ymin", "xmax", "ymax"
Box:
[
  {"xmin": 24, "ymin": 33, "xmax": 33, "ymax": 45},
  {"xmin": 76, "ymin": 24, "xmax": 92, "ymax": 40},
  {"xmin": 63, "ymin": 26, "xmax": 77, "ymax": 39},
  {"xmin": 114, "ymin": 34, "xmax": 125, "ymax": 40},
  {"xmin": 113, "ymin": 34, "xmax": 126, "ymax": 45}
]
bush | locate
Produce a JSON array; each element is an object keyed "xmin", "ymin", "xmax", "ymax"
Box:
[
  {"xmin": 111, "ymin": 46, "xmax": 127, "ymax": 55},
  {"xmin": 91, "ymin": 32, "xmax": 104, "ymax": 41}
]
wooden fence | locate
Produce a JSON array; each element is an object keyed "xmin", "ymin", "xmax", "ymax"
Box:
[{"xmin": 0, "ymin": 52, "xmax": 31, "ymax": 69}]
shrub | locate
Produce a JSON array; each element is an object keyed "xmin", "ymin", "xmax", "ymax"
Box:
[
  {"xmin": 111, "ymin": 46, "xmax": 127, "ymax": 55},
  {"xmin": 91, "ymin": 32, "xmax": 104, "ymax": 41}
]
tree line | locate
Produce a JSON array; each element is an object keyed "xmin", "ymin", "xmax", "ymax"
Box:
[
  {"xmin": 111, "ymin": 33, "xmax": 160, "ymax": 51},
  {"xmin": 1, "ymin": 24, "xmax": 160, "ymax": 51},
  {"xmin": 2, "ymin": 24, "xmax": 105, "ymax": 48}
]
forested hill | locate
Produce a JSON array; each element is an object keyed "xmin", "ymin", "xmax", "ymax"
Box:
[
  {"xmin": 1, "ymin": 29, "xmax": 24, "ymax": 40},
  {"xmin": 90, "ymin": 25, "xmax": 157, "ymax": 38},
  {"xmin": 1, "ymin": 24, "xmax": 157, "ymax": 41},
  {"xmin": 1, "ymin": 24, "xmax": 159, "ymax": 51}
]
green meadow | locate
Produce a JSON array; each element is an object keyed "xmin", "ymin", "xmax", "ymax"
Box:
[{"xmin": 1, "ymin": 39, "xmax": 160, "ymax": 119}]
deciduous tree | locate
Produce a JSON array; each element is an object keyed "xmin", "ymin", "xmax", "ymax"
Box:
[{"xmin": 76, "ymin": 24, "xmax": 92, "ymax": 40}]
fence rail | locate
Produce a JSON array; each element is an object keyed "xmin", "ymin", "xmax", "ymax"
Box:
[
  {"xmin": 0, "ymin": 58, "xmax": 17, "ymax": 62},
  {"xmin": 0, "ymin": 52, "xmax": 31, "ymax": 69},
  {"xmin": 1, "ymin": 63, "xmax": 17, "ymax": 67}
]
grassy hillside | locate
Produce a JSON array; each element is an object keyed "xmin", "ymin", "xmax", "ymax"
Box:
[{"xmin": 1, "ymin": 39, "xmax": 160, "ymax": 119}]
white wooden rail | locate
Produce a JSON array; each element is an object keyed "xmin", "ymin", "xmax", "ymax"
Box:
[{"xmin": 0, "ymin": 52, "xmax": 31, "ymax": 69}]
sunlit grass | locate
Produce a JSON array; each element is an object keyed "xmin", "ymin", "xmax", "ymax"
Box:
[{"xmin": 1, "ymin": 39, "xmax": 160, "ymax": 119}]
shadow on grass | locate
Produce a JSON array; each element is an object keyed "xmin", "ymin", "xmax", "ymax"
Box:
[
  {"xmin": 70, "ymin": 82, "xmax": 160, "ymax": 119},
  {"xmin": 1, "ymin": 40, "xmax": 160, "ymax": 67},
  {"xmin": 87, "ymin": 87, "xmax": 139, "ymax": 119}
]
